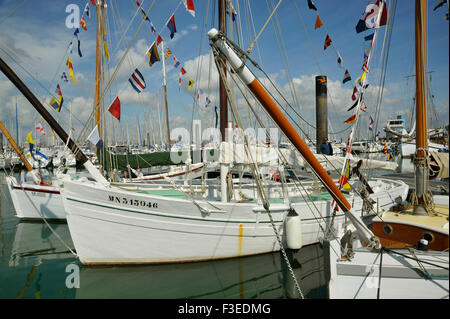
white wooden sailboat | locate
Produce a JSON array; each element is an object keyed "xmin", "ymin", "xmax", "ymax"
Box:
[
  {"xmin": 326, "ymin": 0, "xmax": 449, "ymax": 299},
  {"xmin": 57, "ymin": 26, "xmax": 408, "ymax": 265}
]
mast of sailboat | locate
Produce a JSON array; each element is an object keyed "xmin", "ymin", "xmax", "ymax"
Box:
[
  {"xmin": 160, "ymin": 40, "xmax": 171, "ymax": 147},
  {"xmin": 94, "ymin": 0, "xmax": 103, "ymax": 137},
  {"xmin": 208, "ymin": 29, "xmax": 379, "ymax": 247},
  {"xmin": 219, "ymin": 0, "xmax": 228, "ymax": 141},
  {"xmin": 413, "ymin": 0, "xmax": 430, "ymax": 215},
  {"xmin": 0, "ymin": 57, "xmax": 109, "ymax": 186}
]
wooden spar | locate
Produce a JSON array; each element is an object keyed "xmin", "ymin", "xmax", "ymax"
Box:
[
  {"xmin": 208, "ymin": 29, "xmax": 351, "ymax": 213},
  {"xmin": 95, "ymin": 1, "xmax": 102, "ymax": 137},
  {"xmin": 0, "ymin": 120, "xmax": 32, "ymax": 171},
  {"xmin": 415, "ymin": 0, "xmax": 428, "ymax": 160},
  {"xmin": 0, "ymin": 57, "xmax": 109, "ymax": 185},
  {"xmin": 218, "ymin": 0, "xmax": 228, "ymax": 141},
  {"xmin": 414, "ymin": 0, "xmax": 428, "ymax": 206}
]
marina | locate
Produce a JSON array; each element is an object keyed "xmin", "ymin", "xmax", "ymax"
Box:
[{"xmin": 0, "ymin": 0, "xmax": 449, "ymax": 301}]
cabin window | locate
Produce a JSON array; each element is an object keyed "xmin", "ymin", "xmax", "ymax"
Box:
[{"xmin": 382, "ymin": 224, "xmax": 393, "ymax": 235}]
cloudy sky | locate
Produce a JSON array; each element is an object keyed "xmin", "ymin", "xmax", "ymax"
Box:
[{"xmin": 0, "ymin": 0, "xmax": 448, "ymax": 146}]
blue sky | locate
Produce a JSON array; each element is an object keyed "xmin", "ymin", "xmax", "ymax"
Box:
[{"xmin": 0, "ymin": 0, "xmax": 448, "ymax": 146}]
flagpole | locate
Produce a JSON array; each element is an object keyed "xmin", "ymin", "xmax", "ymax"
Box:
[{"xmin": 160, "ymin": 40, "xmax": 171, "ymax": 147}]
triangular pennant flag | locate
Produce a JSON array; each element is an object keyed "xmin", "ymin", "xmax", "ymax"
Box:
[
  {"xmin": 324, "ymin": 34, "xmax": 332, "ymax": 50},
  {"xmin": 166, "ymin": 14, "xmax": 177, "ymax": 39},
  {"xmin": 91, "ymin": 0, "xmax": 96, "ymax": 5},
  {"xmin": 66, "ymin": 56, "xmax": 77, "ymax": 84},
  {"xmin": 314, "ymin": 15, "xmax": 323, "ymax": 30},
  {"xmin": 108, "ymin": 96, "xmax": 121, "ymax": 121},
  {"xmin": 180, "ymin": 67, "xmax": 187, "ymax": 75},
  {"xmin": 182, "ymin": 0, "xmax": 195, "ymax": 17},
  {"xmin": 188, "ymin": 77, "xmax": 194, "ymax": 89},
  {"xmin": 342, "ymin": 69, "xmax": 351, "ymax": 84},
  {"xmin": 344, "ymin": 114, "xmax": 357, "ymax": 124}
]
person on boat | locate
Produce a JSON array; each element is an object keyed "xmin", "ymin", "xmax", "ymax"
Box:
[
  {"xmin": 126, "ymin": 164, "xmax": 144, "ymax": 179},
  {"xmin": 319, "ymin": 138, "xmax": 333, "ymax": 155}
]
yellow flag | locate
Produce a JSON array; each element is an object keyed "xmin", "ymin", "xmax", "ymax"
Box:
[
  {"xmin": 104, "ymin": 41, "xmax": 110, "ymax": 60},
  {"xmin": 26, "ymin": 131, "xmax": 35, "ymax": 145},
  {"xmin": 188, "ymin": 78, "xmax": 194, "ymax": 89},
  {"xmin": 165, "ymin": 47, "xmax": 172, "ymax": 59},
  {"xmin": 66, "ymin": 56, "xmax": 77, "ymax": 84},
  {"xmin": 357, "ymin": 71, "xmax": 366, "ymax": 85}
]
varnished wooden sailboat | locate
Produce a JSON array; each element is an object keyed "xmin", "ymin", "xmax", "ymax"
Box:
[
  {"xmin": 371, "ymin": 0, "xmax": 449, "ymax": 251},
  {"xmin": 327, "ymin": 0, "xmax": 448, "ymax": 299}
]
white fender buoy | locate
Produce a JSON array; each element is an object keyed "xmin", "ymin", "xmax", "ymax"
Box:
[{"xmin": 285, "ymin": 212, "xmax": 302, "ymax": 249}]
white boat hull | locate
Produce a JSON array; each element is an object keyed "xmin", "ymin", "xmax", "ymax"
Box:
[
  {"xmin": 62, "ymin": 177, "xmax": 409, "ymax": 265},
  {"xmin": 400, "ymin": 141, "xmax": 443, "ymax": 158},
  {"xmin": 5, "ymin": 176, "xmax": 65, "ymax": 220},
  {"xmin": 328, "ymin": 237, "xmax": 449, "ymax": 299}
]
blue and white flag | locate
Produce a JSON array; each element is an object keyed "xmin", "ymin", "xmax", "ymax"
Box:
[
  {"xmin": 128, "ymin": 68, "xmax": 146, "ymax": 93},
  {"xmin": 369, "ymin": 115, "xmax": 374, "ymax": 131},
  {"xmin": 87, "ymin": 125, "xmax": 103, "ymax": 149},
  {"xmin": 84, "ymin": 3, "xmax": 91, "ymax": 18}
]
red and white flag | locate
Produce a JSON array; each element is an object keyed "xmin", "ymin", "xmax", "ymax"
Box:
[
  {"xmin": 35, "ymin": 121, "xmax": 45, "ymax": 135},
  {"xmin": 182, "ymin": 0, "xmax": 195, "ymax": 17}
]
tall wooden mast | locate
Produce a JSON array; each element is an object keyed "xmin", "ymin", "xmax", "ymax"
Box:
[{"xmin": 414, "ymin": 0, "xmax": 429, "ymax": 214}]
